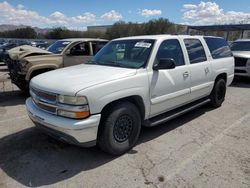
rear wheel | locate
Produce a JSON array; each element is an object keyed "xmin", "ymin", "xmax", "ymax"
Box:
[
  {"xmin": 209, "ymin": 79, "xmax": 226, "ymax": 108},
  {"xmin": 98, "ymin": 102, "xmax": 141, "ymax": 155}
]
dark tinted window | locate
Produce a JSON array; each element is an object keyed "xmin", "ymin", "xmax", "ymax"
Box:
[
  {"xmin": 92, "ymin": 41, "xmax": 108, "ymax": 55},
  {"xmin": 231, "ymin": 41, "xmax": 250, "ymax": 51},
  {"xmin": 184, "ymin": 39, "xmax": 207, "ymax": 64},
  {"xmin": 70, "ymin": 42, "xmax": 90, "ymax": 56},
  {"xmin": 156, "ymin": 39, "xmax": 185, "ymax": 66},
  {"xmin": 204, "ymin": 37, "xmax": 232, "ymax": 59}
]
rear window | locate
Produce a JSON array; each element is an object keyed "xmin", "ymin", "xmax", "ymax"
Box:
[
  {"xmin": 184, "ymin": 39, "xmax": 207, "ymax": 64},
  {"xmin": 204, "ymin": 37, "xmax": 232, "ymax": 59}
]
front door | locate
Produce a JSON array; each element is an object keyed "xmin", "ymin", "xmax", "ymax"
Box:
[
  {"xmin": 150, "ymin": 39, "xmax": 191, "ymax": 117},
  {"xmin": 63, "ymin": 42, "xmax": 92, "ymax": 67}
]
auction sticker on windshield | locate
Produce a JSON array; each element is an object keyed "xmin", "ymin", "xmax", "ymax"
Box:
[
  {"xmin": 62, "ymin": 41, "xmax": 70, "ymax": 45},
  {"xmin": 135, "ymin": 42, "xmax": 152, "ymax": 48}
]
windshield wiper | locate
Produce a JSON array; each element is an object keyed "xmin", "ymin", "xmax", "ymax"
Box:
[
  {"xmin": 86, "ymin": 60, "xmax": 133, "ymax": 68},
  {"xmin": 85, "ymin": 60, "xmax": 100, "ymax": 64},
  {"xmin": 98, "ymin": 61, "xmax": 132, "ymax": 68}
]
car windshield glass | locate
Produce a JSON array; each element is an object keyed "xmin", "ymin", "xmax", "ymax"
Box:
[
  {"xmin": 88, "ymin": 39, "xmax": 155, "ymax": 69},
  {"xmin": 47, "ymin": 40, "xmax": 71, "ymax": 54},
  {"xmin": 231, "ymin": 41, "xmax": 250, "ymax": 51}
]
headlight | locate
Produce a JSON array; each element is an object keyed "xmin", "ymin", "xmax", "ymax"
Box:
[
  {"xmin": 57, "ymin": 95, "xmax": 88, "ymax": 105},
  {"xmin": 20, "ymin": 60, "xmax": 29, "ymax": 68}
]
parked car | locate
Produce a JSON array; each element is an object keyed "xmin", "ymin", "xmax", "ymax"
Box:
[
  {"xmin": 0, "ymin": 43, "xmax": 20, "ymax": 62},
  {"xmin": 6, "ymin": 38, "xmax": 108, "ymax": 92},
  {"xmin": 26, "ymin": 35, "xmax": 234, "ymax": 155},
  {"xmin": 231, "ymin": 39, "xmax": 250, "ymax": 77}
]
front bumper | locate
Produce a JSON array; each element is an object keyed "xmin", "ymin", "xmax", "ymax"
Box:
[
  {"xmin": 26, "ymin": 98, "xmax": 101, "ymax": 146},
  {"xmin": 6, "ymin": 58, "xmax": 28, "ymax": 89}
]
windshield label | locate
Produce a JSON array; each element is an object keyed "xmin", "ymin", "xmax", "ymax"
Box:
[
  {"xmin": 62, "ymin": 41, "xmax": 70, "ymax": 45},
  {"xmin": 135, "ymin": 42, "xmax": 151, "ymax": 48}
]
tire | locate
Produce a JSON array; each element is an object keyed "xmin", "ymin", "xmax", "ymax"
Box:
[
  {"xmin": 15, "ymin": 81, "xmax": 29, "ymax": 95},
  {"xmin": 209, "ymin": 79, "xmax": 226, "ymax": 108},
  {"xmin": 98, "ymin": 102, "xmax": 141, "ymax": 155}
]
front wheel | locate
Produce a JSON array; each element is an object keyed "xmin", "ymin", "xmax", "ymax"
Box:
[
  {"xmin": 209, "ymin": 79, "xmax": 226, "ymax": 108},
  {"xmin": 97, "ymin": 102, "xmax": 141, "ymax": 155}
]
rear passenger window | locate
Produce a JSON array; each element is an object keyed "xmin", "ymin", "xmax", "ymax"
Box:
[
  {"xmin": 204, "ymin": 37, "xmax": 232, "ymax": 59},
  {"xmin": 184, "ymin": 39, "xmax": 207, "ymax": 64},
  {"xmin": 156, "ymin": 39, "xmax": 185, "ymax": 67}
]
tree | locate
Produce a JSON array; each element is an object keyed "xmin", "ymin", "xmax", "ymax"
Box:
[
  {"xmin": 0, "ymin": 27, "xmax": 37, "ymax": 38},
  {"xmin": 105, "ymin": 18, "xmax": 185, "ymax": 39}
]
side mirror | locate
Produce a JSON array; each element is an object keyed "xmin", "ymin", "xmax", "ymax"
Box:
[{"xmin": 153, "ymin": 58, "xmax": 176, "ymax": 70}]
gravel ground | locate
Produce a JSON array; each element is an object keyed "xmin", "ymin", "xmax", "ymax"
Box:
[{"xmin": 0, "ymin": 64, "xmax": 250, "ymax": 188}]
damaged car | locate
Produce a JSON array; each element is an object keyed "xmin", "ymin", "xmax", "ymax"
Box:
[{"xmin": 6, "ymin": 38, "xmax": 108, "ymax": 92}]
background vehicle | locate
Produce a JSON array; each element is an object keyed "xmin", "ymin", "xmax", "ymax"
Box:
[
  {"xmin": 26, "ymin": 35, "xmax": 234, "ymax": 155},
  {"xmin": 231, "ymin": 39, "xmax": 250, "ymax": 77},
  {"xmin": 0, "ymin": 43, "xmax": 23, "ymax": 62},
  {"xmin": 6, "ymin": 38, "xmax": 108, "ymax": 92}
]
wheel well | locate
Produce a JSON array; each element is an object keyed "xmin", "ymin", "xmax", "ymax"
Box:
[
  {"xmin": 30, "ymin": 68, "xmax": 54, "ymax": 79},
  {"xmin": 215, "ymin": 73, "xmax": 227, "ymax": 84},
  {"xmin": 100, "ymin": 96, "xmax": 146, "ymax": 120}
]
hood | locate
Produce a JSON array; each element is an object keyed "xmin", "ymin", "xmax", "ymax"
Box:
[
  {"xmin": 8, "ymin": 45, "xmax": 52, "ymax": 60},
  {"xmin": 30, "ymin": 64, "xmax": 137, "ymax": 95},
  {"xmin": 232, "ymin": 51, "xmax": 250, "ymax": 58}
]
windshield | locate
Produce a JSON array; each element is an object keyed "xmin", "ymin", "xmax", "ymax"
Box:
[
  {"xmin": 88, "ymin": 39, "xmax": 155, "ymax": 69},
  {"xmin": 47, "ymin": 40, "xmax": 71, "ymax": 54},
  {"xmin": 231, "ymin": 41, "xmax": 250, "ymax": 51}
]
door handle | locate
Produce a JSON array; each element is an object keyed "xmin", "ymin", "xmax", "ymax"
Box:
[{"xmin": 183, "ymin": 71, "xmax": 189, "ymax": 77}]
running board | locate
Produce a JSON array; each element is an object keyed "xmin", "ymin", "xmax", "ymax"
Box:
[{"xmin": 146, "ymin": 98, "xmax": 211, "ymax": 127}]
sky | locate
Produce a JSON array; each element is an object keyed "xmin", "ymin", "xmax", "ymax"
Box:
[{"xmin": 0, "ymin": 0, "xmax": 250, "ymax": 30}]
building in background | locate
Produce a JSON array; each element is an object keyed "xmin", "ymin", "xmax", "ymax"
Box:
[
  {"xmin": 187, "ymin": 24, "xmax": 250, "ymax": 41},
  {"xmin": 87, "ymin": 25, "xmax": 112, "ymax": 33}
]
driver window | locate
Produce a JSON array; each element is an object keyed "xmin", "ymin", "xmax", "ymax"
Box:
[
  {"xmin": 70, "ymin": 42, "xmax": 90, "ymax": 56},
  {"xmin": 156, "ymin": 39, "xmax": 185, "ymax": 67}
]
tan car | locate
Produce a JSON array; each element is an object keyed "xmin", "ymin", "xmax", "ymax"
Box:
[{"xmin": 6, "ymin": 38, "xmax": 108, "ymax": 92}]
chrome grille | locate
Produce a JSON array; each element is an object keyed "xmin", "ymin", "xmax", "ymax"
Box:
[
  {"xmin": 33, "ymin": 100, "xmax": 57, "ymax": 114},
  {"xmin": 30, "ymin": 87, "xmax": 57, "ymax": 114},
  {"xmin": 234, "ymin": 57, "xmax": 248, "ymax": 67},
  {"xmin": 31, "ymin": 87, "xmax": 57, "ymax": 103},
  {"xmin": 30, "ymin": 87, "xmax": 88, "ymax": 117}
]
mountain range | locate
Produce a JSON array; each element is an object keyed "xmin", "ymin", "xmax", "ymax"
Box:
[{"xmin": 0, "ymin": 24, "xmax": 52, "ymax": 33}]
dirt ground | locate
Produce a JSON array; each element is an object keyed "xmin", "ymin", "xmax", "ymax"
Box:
[{"xmin": 0, "ymin": 63, "xmax": 250, "ymax": 188}]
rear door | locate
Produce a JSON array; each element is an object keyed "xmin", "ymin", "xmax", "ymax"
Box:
[
  {"xmin": 183, "ymin": 38, "xmax": 213, "ymax": 101},
  {"xmin": 150, "ymin": 38, "xmax": 191, "ymax": 116}
]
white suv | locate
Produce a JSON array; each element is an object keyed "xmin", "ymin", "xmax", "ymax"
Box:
[{"xmin": 26, "ymin": 35, "xmax": 234, "ymax": 155}]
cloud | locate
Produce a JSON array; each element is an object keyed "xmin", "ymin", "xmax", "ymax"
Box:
[
  {"xmin": 183, "ymin": 1, "xmax": 250, "ymax": 25},
  {"xmin": 100, "ymin": 10, "xmax": 122, "ymax": 21},
  {"xmin": 139, "ymin": 9, "xmax": 162, "ymax": 17},
  {"xmin": 0, "ymin": 1, "xmax": 100, "ymax": 28},
  {"xmin": 72, "ymin": 12, "xmax": 96, "ymax": 23},
  {"xmin": 0, "ymin": 1, "xmax": 50, "ymax": 26},
  {"xmin": 16, "ymin": 4, "xmax": 24, "ymax": 9}
]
